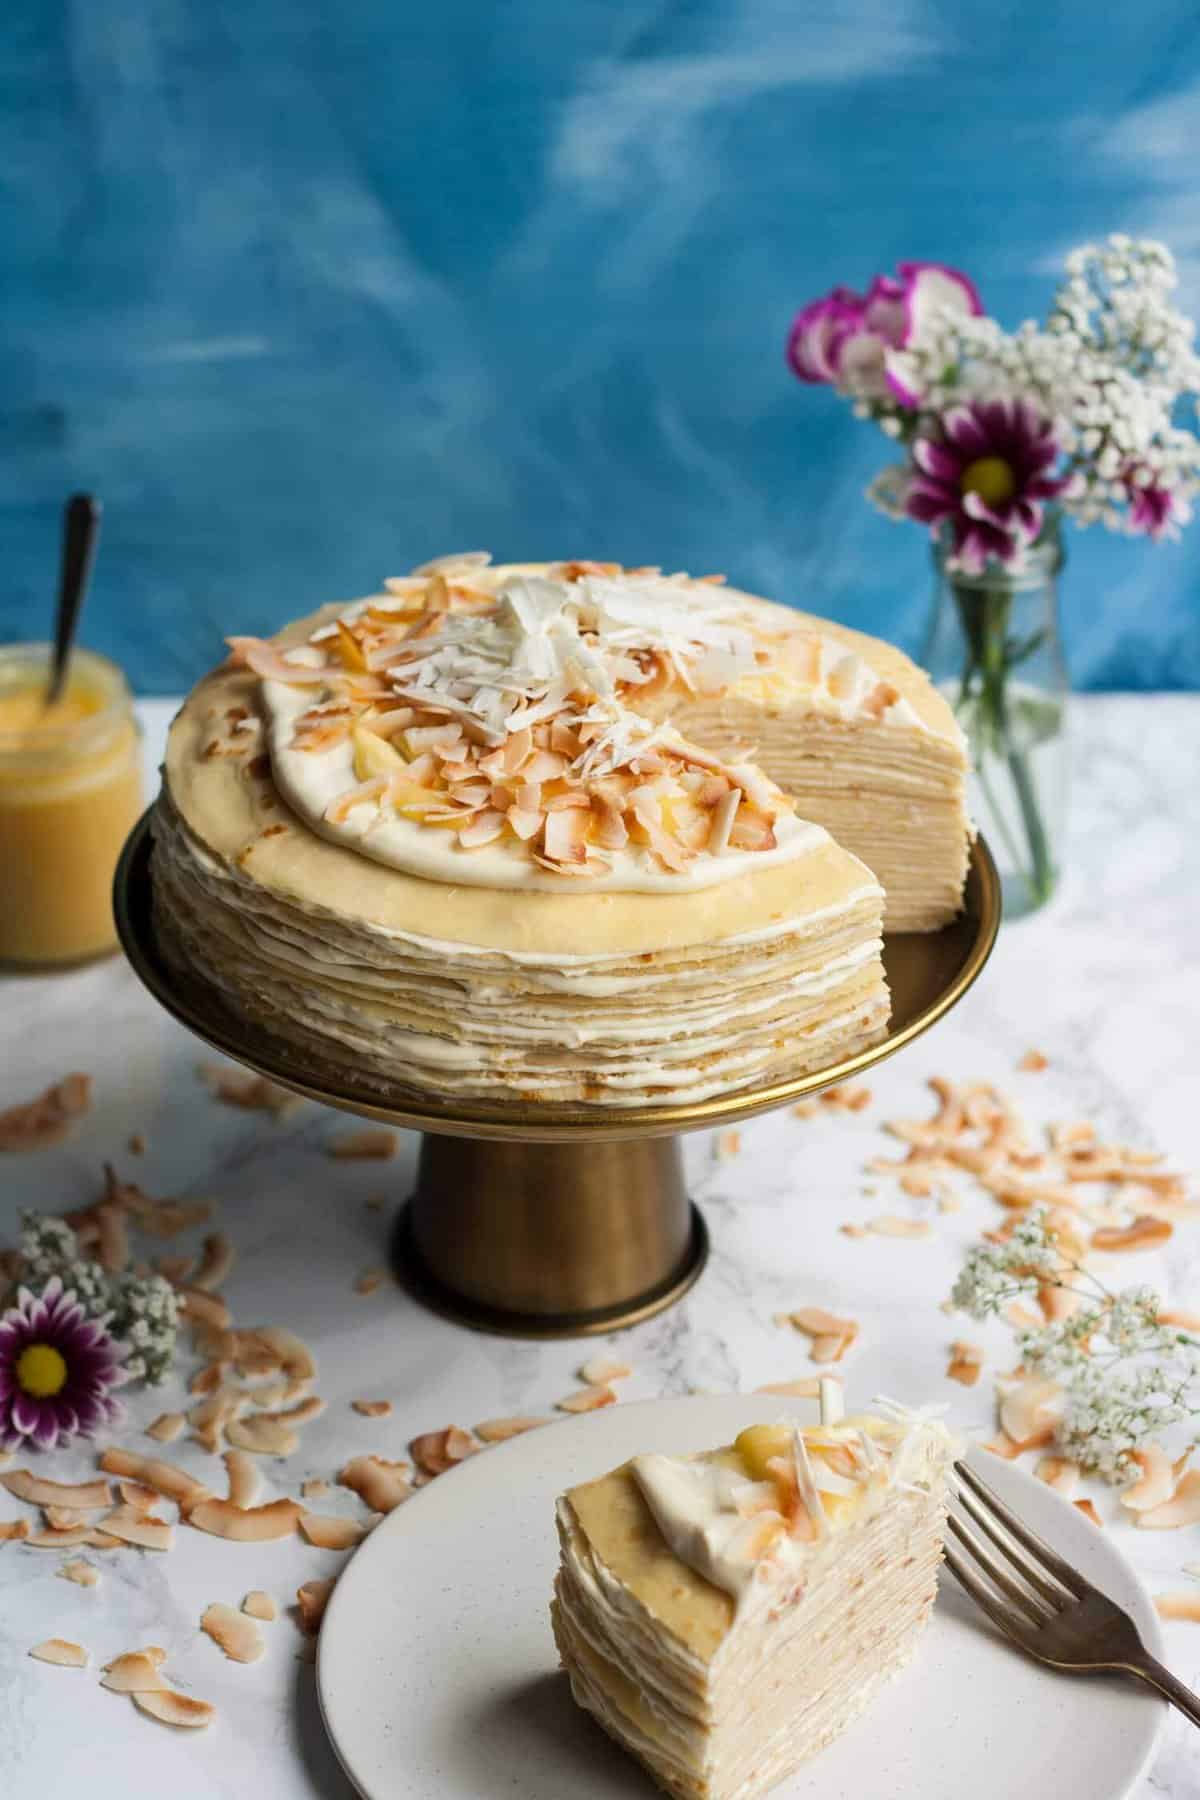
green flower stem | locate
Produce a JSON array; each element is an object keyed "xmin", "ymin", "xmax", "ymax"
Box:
[{"xmin": 951, "ymin": 579, "xmax": 1056, "ymax": 906}]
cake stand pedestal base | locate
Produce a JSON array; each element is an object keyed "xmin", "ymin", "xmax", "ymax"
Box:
[{"xmin": 390, "ymin": 1133, "xmax": 709, "ymax": 1338}]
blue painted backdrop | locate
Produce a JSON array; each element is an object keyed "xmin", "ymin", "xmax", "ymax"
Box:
[{"xmin": 4, "ymin": 1, "xmax": 1200, "ymax": 691}]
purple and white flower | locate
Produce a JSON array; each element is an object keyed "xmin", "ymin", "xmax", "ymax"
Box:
[
  {"xmin": 905, "ymin": 398, "xmax": 1070, "ymax": 573},
  {"xmin": 0, "ymin": 1277, "xmax": 129, "ymax": 1451},
  {"xmin": 787, "ymin": 261, "xmax": 982, "ymax": 403}
]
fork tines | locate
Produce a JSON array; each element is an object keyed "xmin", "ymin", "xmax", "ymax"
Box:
[{"xmin": 946, "ymin": 1459, "xmax": 1089, "ymax": 1636}]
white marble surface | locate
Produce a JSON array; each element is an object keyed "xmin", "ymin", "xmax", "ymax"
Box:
[{"xmin": 1, "ymin": 695, "xmax": 1197, "ymax": 1799}]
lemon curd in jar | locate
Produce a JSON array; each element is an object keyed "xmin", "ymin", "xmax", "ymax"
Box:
[{"xmin": 0, "ymin": 646, "xmax": 143, "ymax": 964}]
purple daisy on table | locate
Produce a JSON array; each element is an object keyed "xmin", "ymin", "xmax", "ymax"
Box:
[
  {"xmin": 0, "ymin": 1277, "xmax": 129, "ymax": 1451},
  {"xmin": 905, "ymin": 397, "xmax": 1069, "ymax": 573}
]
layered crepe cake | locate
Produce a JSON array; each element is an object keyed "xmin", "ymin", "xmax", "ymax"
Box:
[
  {"xmin": 151, "ymin": 553, "xmax": 969, "ymax": 1108},
  {"xmin": 552, "ymin": 1394, "xmax": 957, "ymax": 1798}
]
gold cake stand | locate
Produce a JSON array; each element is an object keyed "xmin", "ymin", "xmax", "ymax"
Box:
[{"xmin": 114, "ymin": 815, "xmax": 1000, "ymax": 1339}]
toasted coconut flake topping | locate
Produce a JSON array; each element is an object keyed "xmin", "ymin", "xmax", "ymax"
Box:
[
  {"xmin": 473, "ymin": 1416, "xmax": 547, "ymax": 1443},
  {"xmin": 338, "ymin": 1455, "xmax": 412, "ymax": 1513},
  {"xmin": 1035, "ymin": 1456, "xmax": 1081, "ymax": 1495},
  {"xmin": 29, "ymin": 1638, "xmax": 88, "ymax": 1667},
  {"xmin": 579, "ymin": 1357, "xmax": 633, "ymax": 1386},
  {"xmin": 947, "ymin": 1341, "xmax": 984, "ymax": 1387},
  {"xmin": 1, "ymin": 1471, "xmax": 112, "ymax": 1510},
  {"xmin": 327, "ymin": 1129, "xmax": 397, "ymax": 1160},
  {"xmin": 223, "ymin": 1450, "xmax": 263, "ymax": 1509},
  {"xmin": 242, "ymin": 1590, "xmax": 277, "ymax": 1621},
  {"xmin": 98, "ymin": 1506, "xmax": 175, "ymax": 1551},
  {"xmin": 351, "ymin": 1399, "xmax": 392, "ymax": 1418},
  {"xmin": 0, "ymin": 1518, "xmax": 30, "ymax": 1542},
  {"xmin": 101, "ymin": 1648, "xmax": 169, "ymax": 1692},
  {"xmin": 998, "ymin": 1378, "xmax": 1064, "ymax": 1452},
  {"xmin": 226, "ymin": 1415, "xmax": 300, "ymax": 1457},
  {"xmin": 409, "ymin": 1428, "xmax": 478, "ymax": 1476},
  {"xmin": 202, "ymin": 1602, "xmax": 265, "ymax": 1663},
  {"xmin": 297, "ymin": 1576, "xmax": 336, "ymax": 1634},
  {"xmin": 0, "ymin": 1073, "xmax": 92, "ymax": 1151},
  {"xmin": 189, "ymin": 1497, "xmax": 303, "ymax": 1542},
  {"xmin": 1135, "ymin": 1470, "xmax": 1200, "ymax": 1530},
  {"xmin": 58, "ymin": 1558, "xmax": 98, "ymax": 1586},
  {"xmin": 146, "ymin": 1413, "xmax": 186, "ymax": 1444},
  {"xmin": 1119, "ymin": 1443, "xmax": 1183, "ymax": 1513},
  {"xmin": 299, "ymin": 1512, "xmax": 370, "ymax": 1551},
  {"xmin": 555, "ymin": 1386, "xmax": 617, "ymax": 1414},
  {"xmin": 133, "ymin": 1689, "xmax": 214, "ymax": 1729}
]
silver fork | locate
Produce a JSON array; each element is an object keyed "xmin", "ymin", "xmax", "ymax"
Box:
[{"xmin": 944, "ymin": 1458, "xmax": 1200, "ymax": 1728}]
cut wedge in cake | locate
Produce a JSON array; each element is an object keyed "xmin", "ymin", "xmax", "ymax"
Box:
[
  {"xmin": 552, "ymin": 1390, "xmax": 957, "ymax": 1799},
  {"xmin": 151, "ymin": 554, "xmax": 913, "ymax": 1109}
]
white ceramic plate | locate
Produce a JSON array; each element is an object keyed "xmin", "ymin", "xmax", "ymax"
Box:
[{"xmin": 318, "ymin": 1395, "xmax": 1165, "ymax": 1800}]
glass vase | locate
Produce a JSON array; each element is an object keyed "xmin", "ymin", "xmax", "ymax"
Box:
[{"xmin": 921, "ymin": 520, "xmax": 1068, "ymax": 919}]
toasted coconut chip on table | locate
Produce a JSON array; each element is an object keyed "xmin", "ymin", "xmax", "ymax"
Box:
[
  {"xmin": 410, "ymin": 1428, "xmax": 478, "ymax": 1475},
  {"xmin": 201, "ymin": 1602, "xmax": 265, "ymax": 1663},
  {"xmin": 714, "ymin": 1130, "xmax": 741, "ymax": 1160},
  {"xmin": 43, "ymin": 1504, "xmax": 101, "ymax": 1531},
  {"xmin": 198, "ymin": 1064, "xmax": 301, "ymax": 1116},
  {"xmin": 29, "ymin": 1638, "xmax": 89, "ymax": 1667},
  {"xmin": 999, "ymin": 1377, "xmax": 1064, "ymax": 1452},
  {"xmin": 327, "ymin": 1129, "xmax": 396, "ymax": 1160},
  {"xmin": 1160, "ymin": 1308, "xmax": 1200, "ymax": 1331},
  {"xmin": 26, "ymin": 1526, "xmax": 112, "ymax": 1550},
  {"xmin": 1, "ymin": 1471, "xmax": 112, "ymax": 1509},
  {"xmin": 473, "ymin": 1417, "xmax": 547, "ymax": 1443},
  {"xmin": 1155, "ymin": 1591, "xmax": 1200, "ymax": 1623},
  {"xmin": 578, "ymin": 1357, "xmax": 633, "ymax": 1386},
  {"xmin": 300, "ymin": 1513, "xmax": 371, "ymax": 1551},
  {"xmin": 981, "ymin": 1432, "xmax": 1022, "ymax": 1460},
  {"xmin": 1119, "ymin": 1443, "xmax": 1186, "ymax": 1513},
  {"xmin": 188, "ymin": 1360, "xmax": 227, "ymax": 1396},
  {"xmin": 1035, "ymin": 1456, "xmax": 1081, "ymax": 1495},
  {"xmin": 189, "ymin": 1497, "xmax": 303, "ymax": 1542},
  {"xmin": 97, "ymin": 1506, "xmax": 175, "ymax": 1551},
  {"xmin": 1134, "ymin": 1471, "xmax": 1200, "ymax": 1531},
  {"xmin": 146, "ymin": 1413, "xmax": 186, "ymax": 1444},
  {"xmin": 338, "ymin": 1456, "xmax": 411, "ymax": 1513},
  {"xmin": 242, "ymin": 1590, "xmax": 276, "ymax": 1621},
  {"xmin": 189, "ymin": 1386, "xmax": 251, "ymax": 1454},
  {"xmin": 1090, "ymin": 1216, "xmax": 1173, "ymax": 1253},
  {"xmin": 100, "ymin": 1648, "xmax": 169, "ymax": 1692},
  {"xmin": 556, "ymin": 1385, "xmax": 617, "ymax": 1414},
  {"xmin": 866, "ymin": 1215, "xmax": 932, "ymax": 1239},
  {"xmin": 302, "ymin": 1478, "xmax": 332, "ymax": 1500},
  {"xmin": 179, "ymin": 1287, "xmax": 233, "ymax": 1331},
  {"xmin": 225, "ymin": 1415, "xmax": 300, "ymax": 1457},
  {"xmin": 133, "ymin": 1689, "xmax": 214, "ymax": 1730},
  {"xmin": 297, "ymin": 1576, "xmax": 337, "ymax": 1634},
  {"xmin": 0, "ymin": 1073, "xmax": 92, "ymax": 1151},
  {"xmin": 1074, "ymin": 1499, "xmax": 1104, "ymax": 1526},
  {"xmin": 1018, "ymin": 1049, "xmax": 1049, "ymax": 1072},
  {"xmin": 189, "ymin": 1232, "xmax": 236, "ymax": 1292},
  {"xmin": 351, "ymin": 1399, "xmax": 392, "ymax": 1419},
  {"xmin": 754, "ymin": 1379, "xmax": 825, "ymax": 1397},
  {"xmin": 354, "ymin": 1269, "xmax": 389, "ymax": 1295},
  {"xmin": 57, "ymin": 1558, "xmax": 98, "ymax": 1586},
  {"xmin": 223, "ymin": 1450, "xmax": 263, "ymax": 1509},
  {"xmin": 250, "ymin": 1326, "xmax": 316, "ymax": 1385},
  {"xmin": 946, "ymin": 1341, "xmax": 984, "ymax": 1386}
]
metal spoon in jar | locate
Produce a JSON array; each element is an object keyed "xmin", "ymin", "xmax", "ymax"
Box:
[{"xmin": 45, "ymin": 492, "xmax": 103, "ymax": 707}]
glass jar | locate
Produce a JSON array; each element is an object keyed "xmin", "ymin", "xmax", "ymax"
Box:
[
  {"xmin": 0, "ymin": 645, "xmax": 143, "ymax": 965},
  {"xmin": 921, "ymin": 518, "xmax": 1068, "ymax": 919}
]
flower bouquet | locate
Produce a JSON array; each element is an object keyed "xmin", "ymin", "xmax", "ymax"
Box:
[{"xmin": 787, "ymin": 239, "xmax": 1200, "ymax": 914}]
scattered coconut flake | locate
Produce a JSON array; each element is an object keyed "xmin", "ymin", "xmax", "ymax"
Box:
[
  {"xmin": 338, "ymin": 1456, "xmax": 412, "ymax": 1513},
  {"xmin": 146, "ymin": 1413, "xmax": 186, "ymax": 1444},
  {"xmin": 556, "ymin": 1385, "xmax": 616, "ymax": 1414},
  {"xmin": 201, "ymin": 1601, "xmax": 265, "ymax": 1663},
  {"xmin": 715, "ymin": 1130, "xmax": 741, "ymax": 1160},
  {"xmin": 24, "ymin": 1526, "xmax": 102, "ymax": 1549},
  {"xmin": 1135, "ymin": 1471, "xmax": 1200, "ymax": 1531},
  {"xmin": 242, "ymin": 1590, "xmax": 276, "ymax": 1622},
  {"xmin": 117, "ymin": 1482, "xmax": 162, "ymax": 1515},
  {"xmin": 999, "ymin": 1378, "xmax": 1064, "ymax": 1452},
  {"xmin": 327, "ymin": 1128, "xmax": 396, "ymax": 1160},
  {"xmin": 179, "ymin": 1287, "xmax": 232, "ymax": 1331},
  {"xmin": 29, "ymin": 1638, "xmax": 88, "ymax": 1667},
  {"xmin": 820, "ymin": 1084, "xmax": 872, "ymax": 1112},
  {"xmin": 223, "ymin": 1450, "xmax": 263, "ymax": 1509},
  {"xmin": 839, "ymin": 1223, "xmax": 870, "ymax": 1238},
  {"xmin": 1018, "ymin": 1050, "xmax": 1048, "ymax": 1072},
  {"xmin": 981, "ymin": 1432, "xmax": 1022, "ymax": 1460},
  {"xmin": 100, "ymin": 1648, "xmax": 169, "ymax": 1692},
  {"xmin": 1155, "ymin": 1591, "xmax": 1200, "ymax": 1623},
  {"xmin": 351, "ymin": 1399, "xmax": 392, "ymax": 1418},
  {"xmin": 754, "ymin": 1378, "xmax": 824, "ymax": 1397},
  {"xmin": 354, "ymin": 1268, "xmax": 389, "ymax": 1296},
  {"xmin": 190, "ymin": 1232, "xmax": 236, "ymax": 1293},
  {"xmin": 57, "ymin": 1558, "xmax": 98, "ymax": 1587},
  {"xmin": 946, "ymin": 1341, "xmax": 984, "ymax": 1387},
  {"xmin": 473, "ymin": 1416, "xmax": 548, "ymax": 1443},
  {"xmin": 128, "ymin": 1133, "xmax": 147, "ymax": 1155},
  {"xmin": 43, "ymin": 1504, "xmax": 98, "ymax": 1532},
  {"xmin": 1091, "ymin": 1216, "xmax": 1173, "ymax": 1253},
  {"xmin": 1119, "ymin": 1443, "xmax": 1183, "ymax": 1513},
  {"xmin": 97, "ymin": 1506, "xmax": 175, "ymax": 1551},
  {"xmin": 225, "ymin": 1415, "xmax": 300, "ymax": 1457},
  {"xmin": 133, "ymin": 1689, "xmax": 214, "ymax": 1729},
  {"xmin": 299, "ymin": 1512, "xmax": 370, "ymax": 1551},
  {"xmin": 1, "ymin": 1471, "xmax": 112, "ymax": 1510},
  {"xmin": 578, "ymin": 1357, "xmax": 633, "ymax": 1386},
  {"xmin": 1035, "ymin": 1456, "xmax": 1081, "ymax": 1495},
  {"xmin": 409, "ymin": 1427, "xmax": 479, "ymax": 1476},
  {"xmin": 301, "ymin": 1478, "xmax": 332, "ymax": 1500},
  {"xmin": 1074, "ymin": 1499, "xmax": 1103, "ymax": 1526},
  {"xmin": 791, "ymin": 1101, "xmax": 819, "ymax": 1120},
  {"xmin": 189, "ymin": 1497, "xmax": 303, "ymax": 1542},
  {"xmin": 250, "ymin": 1326, "xmax": 316, "ymax": 1385},
  {"xmin": 0, "ymin": 1073, "xmax": 92, "ymax": 1151},
  {"xmin": 1160, "ymin": 1308, "xmax": 1200, "ymax": 1331},
  {"xmin": 297, "ymin": 1576, "xmax": 336, "ymax": 1634},
  {"xmin": 198, "ymin": 1063, "xmax": 301, "ymax": 1116},
  {"xmin": 866, "ymin": 1215, "xmax": 932, "ymax": 1239}
]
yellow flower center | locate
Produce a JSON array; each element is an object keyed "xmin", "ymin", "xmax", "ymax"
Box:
[
  {"xmin": 960, "ymin": 456, "xmax": 1017, "ymax": 507},
  {"xmin": 15, "ymin": 1343, "xmax": 69, "ymax": 1398}
]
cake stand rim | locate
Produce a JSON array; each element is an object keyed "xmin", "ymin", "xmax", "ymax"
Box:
[{"xmin": 114, "ymin": 812, "xmax": 1000, "ymax": 1143}]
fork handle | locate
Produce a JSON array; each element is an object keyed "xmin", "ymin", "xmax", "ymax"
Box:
[{"xmin": 1126, "ymin": 1652, "xmax": 1200, "ymax": 1729}]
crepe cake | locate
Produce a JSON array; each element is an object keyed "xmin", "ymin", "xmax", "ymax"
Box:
[
  {"xmin": 551, "ymin": 1390, "xmax": 957, "ymax": 1799},
  {"xmin": 149, "ymin": 552, "xmax": 955, "ymax": 1108}
]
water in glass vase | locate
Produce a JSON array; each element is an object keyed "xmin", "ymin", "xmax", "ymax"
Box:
[{"xmin": 923, "ymin": 519, "xmax": 1068, "ymax": 920}]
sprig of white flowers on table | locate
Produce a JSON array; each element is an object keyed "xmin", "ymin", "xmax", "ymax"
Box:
[
  {"xmin": 951, "ymin": 1208, "xmax": 1200, "ymax": 1483},
  {"xmin": 18, "ymin": 1210, "xmax": 179, "ymax": 1385}
]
